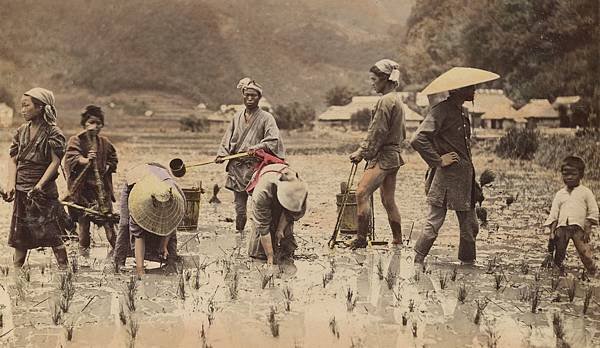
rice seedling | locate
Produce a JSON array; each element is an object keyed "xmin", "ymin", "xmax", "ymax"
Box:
[
  {"xmin": 207, "ymin": 298, "xmax": 216, "ymax": 326},
  {"xmin": 221, "ymin": 259, "xmax": 232, "ymax": 277},
  {"xmin": 58, "ymin": 271, "xmax": 73, "ymax": 292},
  {"xmin": 283, "ymin": 287, "xmax": 293, "ymax": 312},
  {"xmin": 177, "ymin": 273, "xmax": 186, "ymax": 301},
  {"xmin": 401, "ymin": 312, "xmax": 408, "ymax": 326},
  {"xmin": 530, "ymin": 284, "xmax": 541, "ymax": 313},
  {"xmin": 71, "ymin": 256, "xmax": 78, "ymax": 274},
  {"xmin": 408, "ymin": 299, "xmax": 415, "ymax": 312},
  {"xmin": 438, "ymin": 270, "xmax": 449, "ymax": 290},
  {"xmin": 552, "ymin": 313, "xmax": 565, "ymax": 342},
  {"xmin": 126, "ymin": 315, "xmax": 139, "ymax": 346},
  {"xmin": 493, "ymin": 273, "xmax": 504, "ymax": 291},
  {"xmin": 385, "ymin": 269, "xmax": 397, "ymax": 290},
  {"xmin": 551, "ymin": 275, "xmax": 560, "ymax": 291},
  {"xmin": 474, "ymin": 298, "xmax": 489, "ymax": 325},
  {"xmin": 124, "ymin": 275, "xmax": 138, "ymax": 312},
  {"xmin": 350, "ymin": 337, "xmax": 363, "ymax": 348},
  {"xmin": 413, "ymin": 269, "xmax": 420, "ymax": 283},
  {"xmin": 64, "ymin": 321, "xmax": 74, "ymax": 341},
  {"xmin": 15, "ymin": 277, "xmax": 26, "ymax": 301},
  {"xmin": 486, "ymin": 256, "xmax": 497, "ymax": 274},
  {"xmin": 376, "ymin": 258, "xmax": 384, "ymax": 280},
  {"xmin": 583, "ymin": 287, "xmax": 592, "ymax": 315},
  {"xmin": 51, "ymin": 300, "xmax": 62, "ymax": 325},
  {"xmin": 185, "ymin": 269, "xmax": 192, "ymax": 282},
  {"xmin": 329, "ymin": 316, "xmax": 340, "ymax": 339},
  {"xmin": 533, "ymin": 270, "xmax": 541, "ymax": 282},
  {"xmin": 200, "ymin": 323, "xmax": 213, "ymax": 348},
  {"xmin": 567, "ymin": 281, "xmax": 577, "ymax": 303},
  {"xmin": 450, "ymin": 266, "xmax": 458, "ymax": 281},
  {"xmin": 21, "ymin": 266, "xmax": 31, "ymax": 282},
  {"xmin": 580, "ymin": 269, "xmax": 589, "ymax": 282},
  {"xmin": 119, "ymin": 302, "xmax": 127, "ymax": 325},
  {"xmin": 457, "ymin": 283, "xmax": 468, "ymax": 304},
  {"xmin": 193, "ymin": 271, "xmax": 201, "ymax": 290},
  {"xmin": 520, "ymin": 260, "xmax": 529, "ymax": 275},
  {"xmin": 0, "ymin": 311, "xmax": 3, "ymax": 328},
  {"xmin": 267, "ymin": 306, "xmax": 279, "ymax": 337},
  {"xmin": 411, "ymin": 321, "xmax": 418, "ymax": 337},
  {"xmin": 484, "ymin": 319, "xmax": 500, "ymax": 348},
  {"xmin": 59, "ymin": 293, "xmax": 72, "ymax": 313},
  {"xmin": 40, "ymin": 265, "xmax": 45, "ymax": 275},
  {"xmin": 322, "ymin": 271, "xmax": 334, "ymax": 288},
  {"xmin": 519, "ymin": 286, "xmax": 530, "ymax": 302},
  {"xmin": 346, "ymin": 287, "xmax": 357, "ymax": 312},
  {"xmin": 228, "ymin": 271, "xmax": 239, "ymax": 300}
]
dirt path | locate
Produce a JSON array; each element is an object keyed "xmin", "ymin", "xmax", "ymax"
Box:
[{"xmin": 0, "ymin": 138, "xmax": 599, "ymax": 347}]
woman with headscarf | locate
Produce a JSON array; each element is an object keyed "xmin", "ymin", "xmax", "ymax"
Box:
[
  {"xmin": 348, "ymin": 59, "xmax": 407, "ymax": 249},
  {"xmin": 3, "ymin": 87, "xmax": 69, "ymax": 269},
  {"xmin": 64, "ymin": 105, "xmax": 118, "ymax": 264}
]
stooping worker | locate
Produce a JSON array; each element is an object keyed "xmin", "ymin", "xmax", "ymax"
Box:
[
  {"xmin": 247, "ymin": 163, "xmax": 308, "ymax": 266},
  {"xmin": 411, "ymin": 67, "xmax": 499, "ymax": 268},
  {"xmin": 113, "ymin": 163, "xmax": 185, "ymax": 277},
  {"xmin": 3, "ymin": 88, "xmax": 69, "ymax": 269},
  {"xmin": 216, "ymin": 78, "xmax": 285, "ymax": 234},
  {"xmin": 347, "ymin": 59, "xmax": 406, "ymax": 249},
  {"xmin": 64, "ymin": 105, "xmax": 118, "ymax": 265}
]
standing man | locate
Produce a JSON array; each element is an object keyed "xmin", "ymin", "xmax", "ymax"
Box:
[
  {"xmin": 216, "ymin": 78, "xmax": 285, "ymax": 233},
  {"xmin": 348, "ymin": 59, "xmax": 406, "ymax": 249},
  {"xmin": 411, "ymin": 67, "xmax": 499, "ymax": 267}
]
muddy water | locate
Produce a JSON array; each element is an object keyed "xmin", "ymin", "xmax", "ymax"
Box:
[{"xmin": 0, "ymin": 138, "xmax": 599, "ymax": 347}]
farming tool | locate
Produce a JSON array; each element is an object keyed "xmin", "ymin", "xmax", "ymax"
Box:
[
  {"xmin": 328, "ymin": 163, "xmax": 358, "ymax": 248},
  {"xmin": 60, "ymin": 201, "xmax": 120, "ymax": 225},
  {"xmin": 169, "ymin": 152, "xmax": 251, "ymax": 178}
]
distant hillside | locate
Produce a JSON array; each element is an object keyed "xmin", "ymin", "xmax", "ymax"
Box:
[{"xmin": 0, "ymin": 0, "xmax": 415, "ymax": 111}]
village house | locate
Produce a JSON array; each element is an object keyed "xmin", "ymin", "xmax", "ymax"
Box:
[
  {"xmin": 552, "ymin": 96, "xmax": 583, "ymax": 127},
  {"xmin": 517, "ymin": 99, "xmax": 560, "ymax": 128},
  {"xmin": 317, "ymin": 94, "xmax": 423, "ymax": 130}
]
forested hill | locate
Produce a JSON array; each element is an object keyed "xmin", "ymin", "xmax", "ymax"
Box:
[
  {"xmin": 398, "ymin": 0, "xmax": 598, "ymax": 106},
  {"xmin": 0, "ymin": 0, "xmax": 414, "ymax": 108}
]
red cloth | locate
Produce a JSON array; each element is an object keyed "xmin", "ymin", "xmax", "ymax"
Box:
[{"xmin": 245, "ymin": 149, "xmax": 286, "ymax": 193}]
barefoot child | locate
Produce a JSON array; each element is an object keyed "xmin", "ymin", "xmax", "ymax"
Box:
[
  {"xmin": 64, "ymin": 105, "xmax": 118, "ymax": 263},
  {"xmin": 544, "ymin": 156, "xmax": 598, "ymax": 274}
]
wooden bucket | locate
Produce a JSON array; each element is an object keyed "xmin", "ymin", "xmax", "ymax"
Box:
[{"xmin": 179, "ymin": 186, "xmax": 202, "ymax": 231}]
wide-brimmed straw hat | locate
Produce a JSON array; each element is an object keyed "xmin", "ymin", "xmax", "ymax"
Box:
[
  {"xmin": 276, "ymin": 171, "xmax": 308, "ymax": 213},
  {"xmin": 128, "ymin": 175, "xmax": 185, "ymax": 236},
  {"xmin": 421, "ymin": 67, "xmax": 500, "ymax": 95}
]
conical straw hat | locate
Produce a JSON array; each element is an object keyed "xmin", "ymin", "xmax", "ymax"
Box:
[
  {"xmin": 421, "ymin": 67, "xmax": 500, "ymax": 95},
  {"xmin": 128, "ymin": 175, "xmax": 185, "ymax": 236},
  {"xmin": 276, "ymin": 171, "xmax": 308, "ymax": 213}
]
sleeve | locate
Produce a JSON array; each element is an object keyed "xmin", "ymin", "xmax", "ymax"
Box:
[
  {"xmin": 249, "ymin": 114, "xmax": 282, "ymax": 156},
  {"xmin": 106, "ymin": 139, "xmax": 118, "ymax": 174},
  {"xmin": 9, "ymin": 127, "xmax": 20, "ymax": 158},
  {"xmin": 543, "ymin": 192, "xmax": 561, "ymax": 226},
  {"xmin": 252, "ymin": 186, "xmax": 273, "ymax": 236},
  {"xmin": 217, "ymin": 118, "xmax": 234, "ymax": 157},
  {"xmin": 410, "ymin": 105, "xmax": 446, "ymax": 168},
  {"xmin": 359, "ymin": 99, "xmax": 391, "ymax": 160},
  {"xmin": 585, "ymin": 190, "xmax": 599, "ymax": 225},
  {"xmin": 64, "ymin": 135, "xmax": 84, "ymax": 175},
  {"xmin": 47, "ymin": 126, "xmax": 66, "ymax": 159}
]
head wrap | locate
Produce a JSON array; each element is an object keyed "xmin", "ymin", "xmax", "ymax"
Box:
[
  {"xmin": 24, "ymin": 87, "xmax": 57, "ymax": 126},
  {"xmin": 373, "ymin": 59, "xmax": 401, "ymax": 84},
  {"xmin": 237, "ymin": 77, "xmax": 263, "ymax": 96}
]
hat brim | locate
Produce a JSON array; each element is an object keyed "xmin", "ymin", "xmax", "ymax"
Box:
[{"xmin": 421, "ymin": 67, "xmax": 500, "ymax": 95}]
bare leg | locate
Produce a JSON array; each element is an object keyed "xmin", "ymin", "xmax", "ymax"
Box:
[
  {"xmin": 134, "ymin": 237, "xmax": 146, "ymax": 278},
  {"xmin": 13, "ymin": 248, "xmax": 27, "ymax": 269},
  {"xmin": 350, "ymin": 164, "xmax": 388, "ymax": 249},
  {"xmin": 380, "ymin": 168, "xmax": 402, "ymax": 244},
  {"xmin": 78, "ymin": 216, "xmax": 91, "ymax": 256},
  {"xmin": 52, "ymin": 245, "xmax": 68, "ymax": 269}
]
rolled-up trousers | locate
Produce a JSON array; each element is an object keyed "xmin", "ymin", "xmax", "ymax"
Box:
[{"xmin": 414, "ymin": 204, "xmax": 479, "ymax": 262}]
